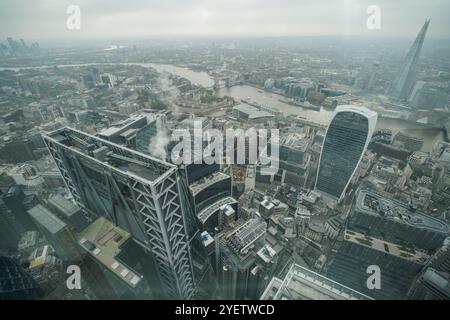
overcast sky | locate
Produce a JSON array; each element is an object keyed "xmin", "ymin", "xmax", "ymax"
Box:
[{"xmin": 1, "ymin": 0, "xmax": 449, "ymax": 40}]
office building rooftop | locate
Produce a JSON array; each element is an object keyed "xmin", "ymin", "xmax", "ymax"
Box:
[
  {"xmin": 17, "ymin": 231, "xmax": 41, "ymax": 252},
  {"xmin": 43, "ymin": 127, "xmax": 176, "ymax": 185},
  {"xmin": 189, "ymin": 171, "xmax": 230, "ymax": 196},
  {"xmin": 256, "ymin": 244, "xmax": 277, "ymax": 264},
  {"xmin": 177, "ymin": 116, "xmax": 209, "ymax": 129},
  {"xmin": 344, "ymin": 229, "xmax": 429, "ymax": 264},
  {"xmin": 47, "ymin": 194, "xmax": 80, "ymax": 218},
  {"xmin": 200, "ymin": 231, "xmax": 214, "ymax": 247},
  {"xmin": 28, "ymin": 204, "xmax": 66, "ymax": 235},
  {"xmin": 197, "ymin": 196, "xmax": 237, "ymax": 224},
  {"xmin": 355, "ymin": 190, "xmax": 449, "ymax": 234},
  {"xmin": 225, "ymin": 218, "xmax": 267, "ymax": 255},
  {"xmin": 233, "ymin": 103, "xmax": 274, "ymax": 120},
  {"xmin": 261, "ymin": 263, "xmax": 373, "ymax": 300},
  {"xmin": 98, "ymin": 114, "xmax": 148, "ymax": 138},
  {"xmin": 78, "ymin": 217, "xmax": 142, "ymax": 288},
  {"xmin": 280, "ymin": 132, "xmax": 309, "ymax": 152}
]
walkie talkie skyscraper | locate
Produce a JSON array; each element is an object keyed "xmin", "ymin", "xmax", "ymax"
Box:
[
  {"xmin": 42, "ymin": 127, "xmax": 196, "ymax": 299},
  {"xmin": 315, "ymin": 105, "xmax": 377, "ymax": 202}
]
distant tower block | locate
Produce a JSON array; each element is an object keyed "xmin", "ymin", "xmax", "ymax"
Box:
[{"xmin": 315, "ymin": 105, "xmax": 377, "ymax": 202}]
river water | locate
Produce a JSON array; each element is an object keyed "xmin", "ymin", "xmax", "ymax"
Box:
[
  {"xmin": 147, "ymin": 63, "xmax": 444, "ymax": 151},
  {"xmin": 0, "ymin": 62, "xmax": 215, "ymax": 87},
  {"xmin": 216, "ymin": 85, "xmax": 445, "ymax": 151},
  {"xmin": 140, "ymin": 63, "xmax": 215, "ymax": 87},
  {"xmin": 1, "ymin": 62, "xmax": 444, "ymax": 151}
]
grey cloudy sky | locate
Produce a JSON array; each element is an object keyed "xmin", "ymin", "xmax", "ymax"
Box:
[{"xmin": 1, "ymin": 0, "xmax": 449, "ymax": 40}]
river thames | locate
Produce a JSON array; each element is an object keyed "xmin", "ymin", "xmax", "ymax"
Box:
[
  {"xmin": 146, "ymin": 62, "xmax": 444, "ymax": 152},
  {"xmin": 1, "ymin": 62, "xmax": 444, "ymax": 151}
]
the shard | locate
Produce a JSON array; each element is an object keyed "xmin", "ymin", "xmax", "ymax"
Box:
[{"xmin": 389, "ymin": 19, "xmax": 430, "ymax": 101}]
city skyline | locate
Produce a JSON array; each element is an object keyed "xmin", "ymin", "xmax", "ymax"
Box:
[{"xmin": 1, "ymin": 0, "xmax": 450, "ymax": 304}]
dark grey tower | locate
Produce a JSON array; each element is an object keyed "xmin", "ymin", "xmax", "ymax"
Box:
[{"xmin": 0, "ymin": 256, "xmax": 44, "ymax": 299}]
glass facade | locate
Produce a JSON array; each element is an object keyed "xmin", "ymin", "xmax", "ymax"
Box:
[
  {"xmin": 326, "ymin": 240, "xmax": 422, "ymax": 300},
  {"xmin": 135, "ymin": 120, "xmax": 158, "ymax": 155},
  {"xmin": 0, "ymin": 256, "xmax": 44, "ymax": 299},
  {"xmin": 316, "ymin": 107, "xmax": 376, "ymax": 200}
]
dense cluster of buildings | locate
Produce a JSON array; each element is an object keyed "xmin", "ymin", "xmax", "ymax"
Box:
[{"xmin": 1, "ymin": 18, "xmax": 450, "ymax": 300}]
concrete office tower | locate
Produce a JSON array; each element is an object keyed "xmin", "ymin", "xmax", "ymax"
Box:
[
  {"xmin": 389, "ymin": 20, "xmax": 430, "ymax": 101},
  {"xmin": 216, "ymin": 218, "xmax": 277, "ymax": 300},
  {"xmin": 0, "ymin": 196, "xmax": 24, "ymax": 250},
  {"xmin": 42, "ymin": 127, "xmax": 196, "ymax": 299},
  {"xmin": 315, "ymin": 105, "xmax": 377, "ymax": 201},
  {"xmin": 189, "ymin": 171, "xmax": 235, "ymax": 230}
]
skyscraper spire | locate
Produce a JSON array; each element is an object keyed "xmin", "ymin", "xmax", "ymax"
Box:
[{"xmin": 389, "ymin": 19, "xmax": 430, "ymax": 101}]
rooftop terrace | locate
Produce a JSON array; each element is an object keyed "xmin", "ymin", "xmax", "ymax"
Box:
[
  {"xmin": 261, "ymin": 263, "xmax": 372, "ymax": 300},
  {"xmin": 78, "ymin": 217, "xmax": 142, "ymax": 288},
  {"xmin": 280, "ymin": 132, "xmax": 309, "ymax": 151},
  {"xmin": 356, "ymin": 190, "xmax": 449, "ymax": 234},
  {"xmin": 344, "ymin": 229, "xmax": 429, "ymax": 264}
]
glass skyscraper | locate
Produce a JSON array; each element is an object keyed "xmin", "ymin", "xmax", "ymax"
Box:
[
  {"xmin": 315, "ymin": 105, "xmax": 377, "ymax": 201},
  {"xmin": 135, "ymin": 120, "xmax": 158, "ymax": 155},
  {"xmin": 389, "ymin": 20, "xmax": 430, "ymax": 101}
]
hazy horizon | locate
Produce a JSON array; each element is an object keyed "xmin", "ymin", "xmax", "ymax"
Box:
[{"xmin": 1, "ymin": 0, "xmax": 450, "ymax": 41}]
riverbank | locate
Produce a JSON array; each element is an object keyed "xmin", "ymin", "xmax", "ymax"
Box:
[{"xmin": 2, "ymin": 61, "xmax": 446, "ymax": 149}]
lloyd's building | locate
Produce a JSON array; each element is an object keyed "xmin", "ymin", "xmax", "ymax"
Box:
[{"xmin": 315, "ymin": 105, "xmax": 377, "ymax": 202}]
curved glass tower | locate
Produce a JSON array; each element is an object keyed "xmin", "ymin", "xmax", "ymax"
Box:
[
  {"xmin": 0, "ymin": 256, "xmax": 43, "ymax": 299},
  {"xmin": 315, "ymin": 105, "xmax": 377, "ymax": 201}
]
